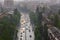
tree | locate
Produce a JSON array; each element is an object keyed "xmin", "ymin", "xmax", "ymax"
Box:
[
  {"xmin": 0, "ymin": 8, "xmax": 21, "ymax": 40},
  {"xmin": 35, "ymin": 6, "xmax": 48, "ymax": 40},
  {"xmin": 29, "ymin": 6, "xmax": 49, "ymax": 40},
  {"xmin": 54, "ymin": 14, "xmax": 60, "ymax": 28},
  {"xmin": 58, "ymin": 9, "xmax": 60, "ymax": 15},
  {"xmin": 35, "ymin": 6, "xmax": 43, "ymax": 40},
  {"xmin": 29, "ymin": 11, "xmax": 38, "ymax": 25},
  {"xmin": 44, "ymin": 23, "xmax": 48, "ymax": 40}
]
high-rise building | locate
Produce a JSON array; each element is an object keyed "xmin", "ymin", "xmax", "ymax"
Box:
[
  {"xmin": 4, "ymin": 0, "xmax": 14, "ymax": 10},
  {"xmin": 0, "ymin": 2, "xmax": 2, "ymax": 12},
  {"xmin": 0, "ymin": 2, "xmax": 2, "ymax": 7},
  {"xmin": 50, "ymin": 0, "xmax": 57, "ymax": 4}
]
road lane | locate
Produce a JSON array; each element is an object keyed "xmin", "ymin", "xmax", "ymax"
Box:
[{"xmin": 17, "ymin": 12, "xmax": 34, "ymax": 40}]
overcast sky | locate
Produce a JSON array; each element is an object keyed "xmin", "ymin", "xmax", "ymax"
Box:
[
  {"xmin": 0, "ymin": 0, "xmax": 60, "ymax": 3},
  {"xmin": 0, "ymin": 0, "xmax": 49, "ymax": 1},
  {"xmin": 0, "ymin": 0, "xmax": 52, "ymax": 2},
  {"xmin": 0, "ymin": 0, "xmax": 25, "ymax": 1},
  {"xmin": 0, "ymin": 0, "xmax": 58, "ymax": 1}
]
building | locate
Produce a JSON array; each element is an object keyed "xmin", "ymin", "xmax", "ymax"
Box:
[
  {"xmin": 4, "ymin": 0, "xmax": 14, "ymax": 10},
  {"xmin": 50, "ymin": 0, "xmax": 57, "ymax": 4},
  {"xmin": 0, "ymin": 2, "xmax": 2, "ymax": 12},
  {"xmin": 0, "ymin": 2, "xmax": 2, "ymax": 7}
]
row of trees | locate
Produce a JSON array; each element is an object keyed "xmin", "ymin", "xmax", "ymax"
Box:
[
  {"xmin": 54, "ymin": 10, "xmax": 60, "ymax": 29},
  {"xmin": 0, "ymin": 9, "xmax": 21, "ymax": 40},
  {"xmin": 54, "ymin": 15, "xmax": 60, "ymax": 29},
  {"xmin": 48, "ymin": 8, "xmax": 60, "ymax": 28},
  {"xmin": 48, "ymin": 13, "xmax": 60, "ymax": 29},
  {"xmin": 29, "ymin": 6, "xmax": 48, "ymax": 40}
]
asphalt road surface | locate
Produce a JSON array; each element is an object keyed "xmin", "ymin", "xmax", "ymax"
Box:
[{"xmin": 17, "ymin": 12, "xmax": 34, "ymax": 40}]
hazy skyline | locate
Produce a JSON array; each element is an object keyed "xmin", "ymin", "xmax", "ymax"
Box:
[
  {"xmin": 0, "ymin": 0, "xmax": 49, "ymax": 1},
  {"xmin": 0, "ymin": 0, "xmax": 53, "ymax": 3},
  {"xmin": 0, "ymin": 0, "xmax": 59, "ymax": 1},
  {"xmin": 0, "ymin": 0, "xmax": 60, "ymax": 4}
]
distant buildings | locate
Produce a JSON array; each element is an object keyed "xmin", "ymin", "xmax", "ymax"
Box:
[
  {"xmin": 0, "ymin": 2, "xmax": 2, "ymax": 12},
  {"xmin": 0, "ymin": 2, "xmax": 2, "ymax": 7},
  {"xmin": 50, "ymin": 0, "xmax": 58, "ymax": 4},
  {"xmin": 4, "ymin": 0, "xmax": 14, "ymax": 10}
]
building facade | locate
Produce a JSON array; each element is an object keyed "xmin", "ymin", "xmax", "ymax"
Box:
[{"xmin": 4, "ymin": 0, "xmax": 14, "ymax": 10}]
